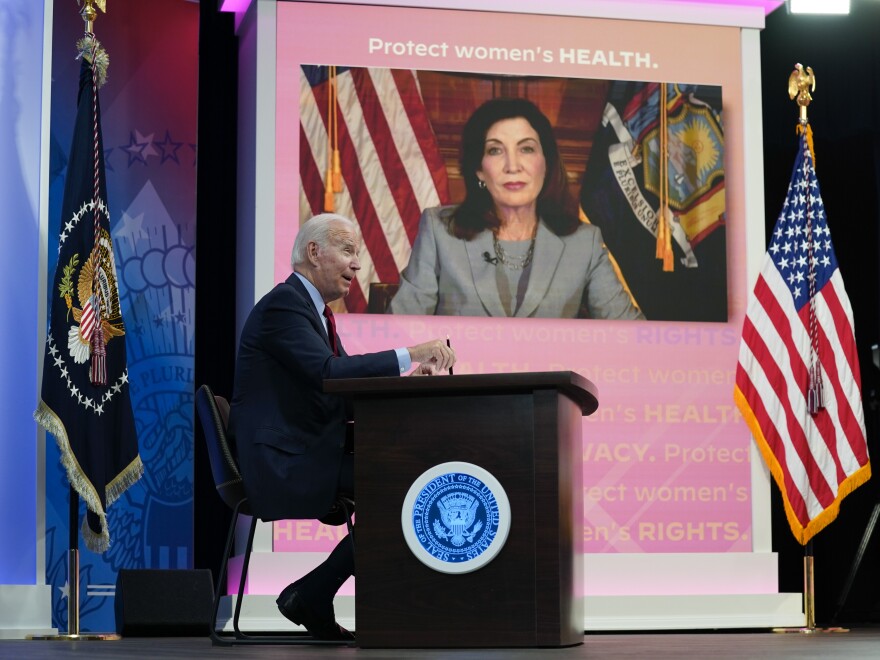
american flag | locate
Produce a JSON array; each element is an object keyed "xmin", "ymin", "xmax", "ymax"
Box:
[
  {"xmin": 734, "ymin": 132, "xmax": 870, "ymax": 545},
  {"xmin": 299, "ymin": 65, "xmax": 450, "ymax": 312}
]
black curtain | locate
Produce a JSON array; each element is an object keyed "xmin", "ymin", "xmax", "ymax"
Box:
[{"xmin": 193, "ymin": 3, "xmax": 239, "ymax": 585}]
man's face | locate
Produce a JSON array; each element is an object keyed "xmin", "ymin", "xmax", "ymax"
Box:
[{"xmin": 309, "ymin": 222, "xmax": 361, "ymax": 303}]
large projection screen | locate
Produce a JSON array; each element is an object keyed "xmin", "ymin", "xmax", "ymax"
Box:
[
  {"xmin": 233, "ymin": 0, "xmax": 801, "ymax": 630},
  {"xmin": 277, "ymin": 0, "xmax": 748, "ymax": 546}
]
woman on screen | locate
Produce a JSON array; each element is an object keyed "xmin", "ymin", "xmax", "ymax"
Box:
[{"xmin": 387, "ymin": 97, "xmax": 644, "ymax": 319}]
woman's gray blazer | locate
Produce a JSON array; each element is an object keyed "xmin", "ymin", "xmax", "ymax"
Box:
[{"xmin": 388, "ymin": 206, "xmax": 645, "ymax": 320}]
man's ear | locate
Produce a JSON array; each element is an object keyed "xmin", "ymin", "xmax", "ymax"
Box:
[{"xmin": 307, "ymin": 240, "xmax": 321, "ymax": 265}]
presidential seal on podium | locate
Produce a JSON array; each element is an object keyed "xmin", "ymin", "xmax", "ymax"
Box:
[{"xmin": 401, "ymin": 461, "xmax": 511, "ymax": 574}]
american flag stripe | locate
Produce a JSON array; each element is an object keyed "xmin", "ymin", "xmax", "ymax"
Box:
[
  {"xmin": 787, "ymin": 307, "xmax": 848, "ymax": 485},
  {"xmin": 80, "ymin": 297, "xmax": 97, "ymax": 341},
  {"xmin": 298, "ymin": 106, "xmax": 373, "ymax": 313},
  {"xmin": 300, "ymin": 70, "xmax": 400, "ymax": 284},
  {"xmin": 738, "ymin": 293, "xmax": 837, "ymax": 515},
  {"xmin": 750, "ymin": 269, "xmax": 847, "ymax": 509},
  {"xmin": 814, "ymin": 280, "xmax": 865, "ymax": 466},
  {"xmin": 335, "ymin": 71, "xmax": 413, "ymax": 273},
  {"xmin": 299, "ymin": 123, "xmax": 325, "ymax": 216},
  {"xmin": 736, "ymin": 337, "xmax": 813, "ymax": 523},
  {"xmin": 350, "ymin": 68, "xmax": 423, "ymax": 244},
  {"xmin": 360, "ymin": 68, "xmax": 446, "ymax": 234},
  {"xmin": 734, "ymin": 133, "xmax": 869, "ymax": 544},
  {"xmin": 821, "ymin": 278, "xmax": 864, "ymax": 404},
  {"xmin": 298, "ymin": 65, "xmax": 449, "ymax": 313},
  {"xmin": 298, "ymin": 74, "xmax": 382, "ymax": 307},
  {"xmin": 297, "ymin": 116, "xmax": 370, "ymax": 312},
  {"xmin": 738, "ymin": 283, "xmax": 854, "ymax": 514},
  {"xmin": 388, "ymin": 69, "xmax": 448, "ymax": 206}
]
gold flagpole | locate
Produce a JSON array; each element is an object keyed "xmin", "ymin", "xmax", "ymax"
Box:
[{"xmin": 30, "ymin": 0, "xmax": 117, "ymax": 643}]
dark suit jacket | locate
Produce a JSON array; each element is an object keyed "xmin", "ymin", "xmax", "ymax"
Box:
[{"xmin": 228, "ymin": 273, "xmax": 399, "ymax": 521}]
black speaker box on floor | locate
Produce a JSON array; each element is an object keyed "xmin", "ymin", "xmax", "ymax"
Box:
[{"xmin": 114, "ymin": 569, "xmax": 214, "ymax": 636}]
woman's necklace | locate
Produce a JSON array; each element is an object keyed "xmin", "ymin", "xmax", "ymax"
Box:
[{"xmin": 492, "ymin": 232, "xmax": 536, "ymax": 270}]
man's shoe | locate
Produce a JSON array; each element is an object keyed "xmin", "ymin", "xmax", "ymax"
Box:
[{"xmin": 276, "ymin": 581, "xmax": 354, "ymax": 641}]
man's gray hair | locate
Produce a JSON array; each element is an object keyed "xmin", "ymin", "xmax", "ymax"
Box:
[{"xmin": 291, "ymin": 213, "xmax": 358, "ymax": 268}]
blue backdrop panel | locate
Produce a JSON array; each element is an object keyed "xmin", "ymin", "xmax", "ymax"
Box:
[
  {"xmin": 46, "ymin": 0, "xmax": 198, "ymax": 632},
  {"xmin": 0, "ymin": 0, "xmax": 45, "ymax": 586}
]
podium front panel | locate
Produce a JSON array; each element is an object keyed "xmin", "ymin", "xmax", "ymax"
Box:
[{"xmin": 350, "ymin": 382, "xmax": 585, "ymax": 648}]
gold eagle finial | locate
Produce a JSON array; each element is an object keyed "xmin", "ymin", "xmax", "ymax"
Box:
[
  {"xmin": 78, "ymin": 1, "xmax": 107, "ymax": 33},
  {"xmin": 788, "ymin": 63, "xmax": 816, "ymax": 123}
]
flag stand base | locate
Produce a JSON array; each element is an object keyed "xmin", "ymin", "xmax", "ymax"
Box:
[
  {"xmin": 28, "ymin": 634, "xmax": 121, "ymax": 641},
  {"xmin": 771, "ymin": 626, "xmax": 849, "ymax": 634},
  {"xmin": 772, "ymin": 547, "xmax": 850, "ymax": 635},
  {"xmin": 29, "ymin": 491, "xmax": 121, "ymax": 642}
]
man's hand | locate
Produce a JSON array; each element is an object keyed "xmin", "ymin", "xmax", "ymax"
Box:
[
  {"xmin": 409, "ymin": 363, "xmax": 437, "ymax": 377},
  {"xmin": 407, "ymin": 339, "xmax": 456, "ymax": 373}
]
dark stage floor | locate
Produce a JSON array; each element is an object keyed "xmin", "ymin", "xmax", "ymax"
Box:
[{"xmin": 3, "ymin": 629, "xmax": 880, "ymax": 660}]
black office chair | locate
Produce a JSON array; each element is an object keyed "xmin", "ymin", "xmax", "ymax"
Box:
[{"xmin": 195, "ymin": 384, "xmax": 354, "ymax": 646}]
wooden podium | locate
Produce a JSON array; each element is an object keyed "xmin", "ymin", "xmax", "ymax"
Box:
[{"xmin": 324, "ymin": 371, "xmax": 598, "ymax": 648}]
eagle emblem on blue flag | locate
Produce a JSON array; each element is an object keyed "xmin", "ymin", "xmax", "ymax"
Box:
[{"xmin": 61, "ymin": 226, "xmax": 125, "ymax": 366}]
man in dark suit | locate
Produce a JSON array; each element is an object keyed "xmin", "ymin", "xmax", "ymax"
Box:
[{"xmin": 228, "ymin": 213, "xmax": 456, "ymax": 640}]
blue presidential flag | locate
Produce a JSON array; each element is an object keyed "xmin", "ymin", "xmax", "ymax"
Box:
[{"xmin": 35, "ymin": 39, "xmax": 142, "ymax": 553}]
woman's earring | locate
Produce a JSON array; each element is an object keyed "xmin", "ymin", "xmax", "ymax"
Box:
[{"xmin": 477, "ymin": 179, "xmax": 486, "ymax": 189}]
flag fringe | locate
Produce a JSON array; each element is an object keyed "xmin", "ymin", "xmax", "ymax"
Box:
[
  {"xmin": 33, "ymin": 399, "xmax": 143, "ymax": 553},
  {"xmin": 81, "ymin": 518, "xmax": 109, "ymax": 554},
  {"xmin": 107, "ymin": 454, "xmax": 144, "ymax": 508},
  {"xmin": 803, "ymin": 461, "xmax": 871, "ymax": 541},
  {"xmin": 734, "ymin": 386, "xmax": 871, "ymax": 545},
  {"xmin": 34, "ymin": 400, "xmax": 108, "ymax": 551}
]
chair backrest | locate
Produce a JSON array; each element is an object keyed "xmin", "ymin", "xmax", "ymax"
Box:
[{"xmin": 195, "ymin": 384, "xmax": 248, "ymax": 512}]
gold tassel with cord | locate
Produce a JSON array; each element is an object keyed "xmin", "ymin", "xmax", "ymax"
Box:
[
  {"xmin": 662, "ymin": 212, "xmax": 674, "ymax": 271},
  {"xmin": 655, "ymin": 83, "xmax": 674, "ymax": 272},
  {"xmin": 797, "ymin": 122, "xmax": 815, "ymax": 168},
  {"xmin": 662, "ymin": 86, "xmax": 674, "ymax": 272},
  {"xmin": 656, "ymin": 82, "xmax": 666, "ymax": 261},
  {"xmin": 331, "ymin": 66, "xmax": 343, "ymax": 192},
  {"xmin": 656, "ymin": 206, "xmax": 666, "ymax": 259},
  {"xmin": 324, "ymin": 184, "xmax": 335, "ymax": 212},
  {"xmin": 332, "ymin": 151, "xmax": 343, "ymax": 192},
  {"xmin": 655, "ymin": 83, "xmax": 665, "ymax": 260},
  {"xmin": 324, "ymin": 66, "xmax": 336, "ymax": 212}
]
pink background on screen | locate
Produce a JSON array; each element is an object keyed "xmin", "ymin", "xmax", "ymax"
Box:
[{"xmin": 273, "ymin": 2, "xmax": 750, "ymax": 555}]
